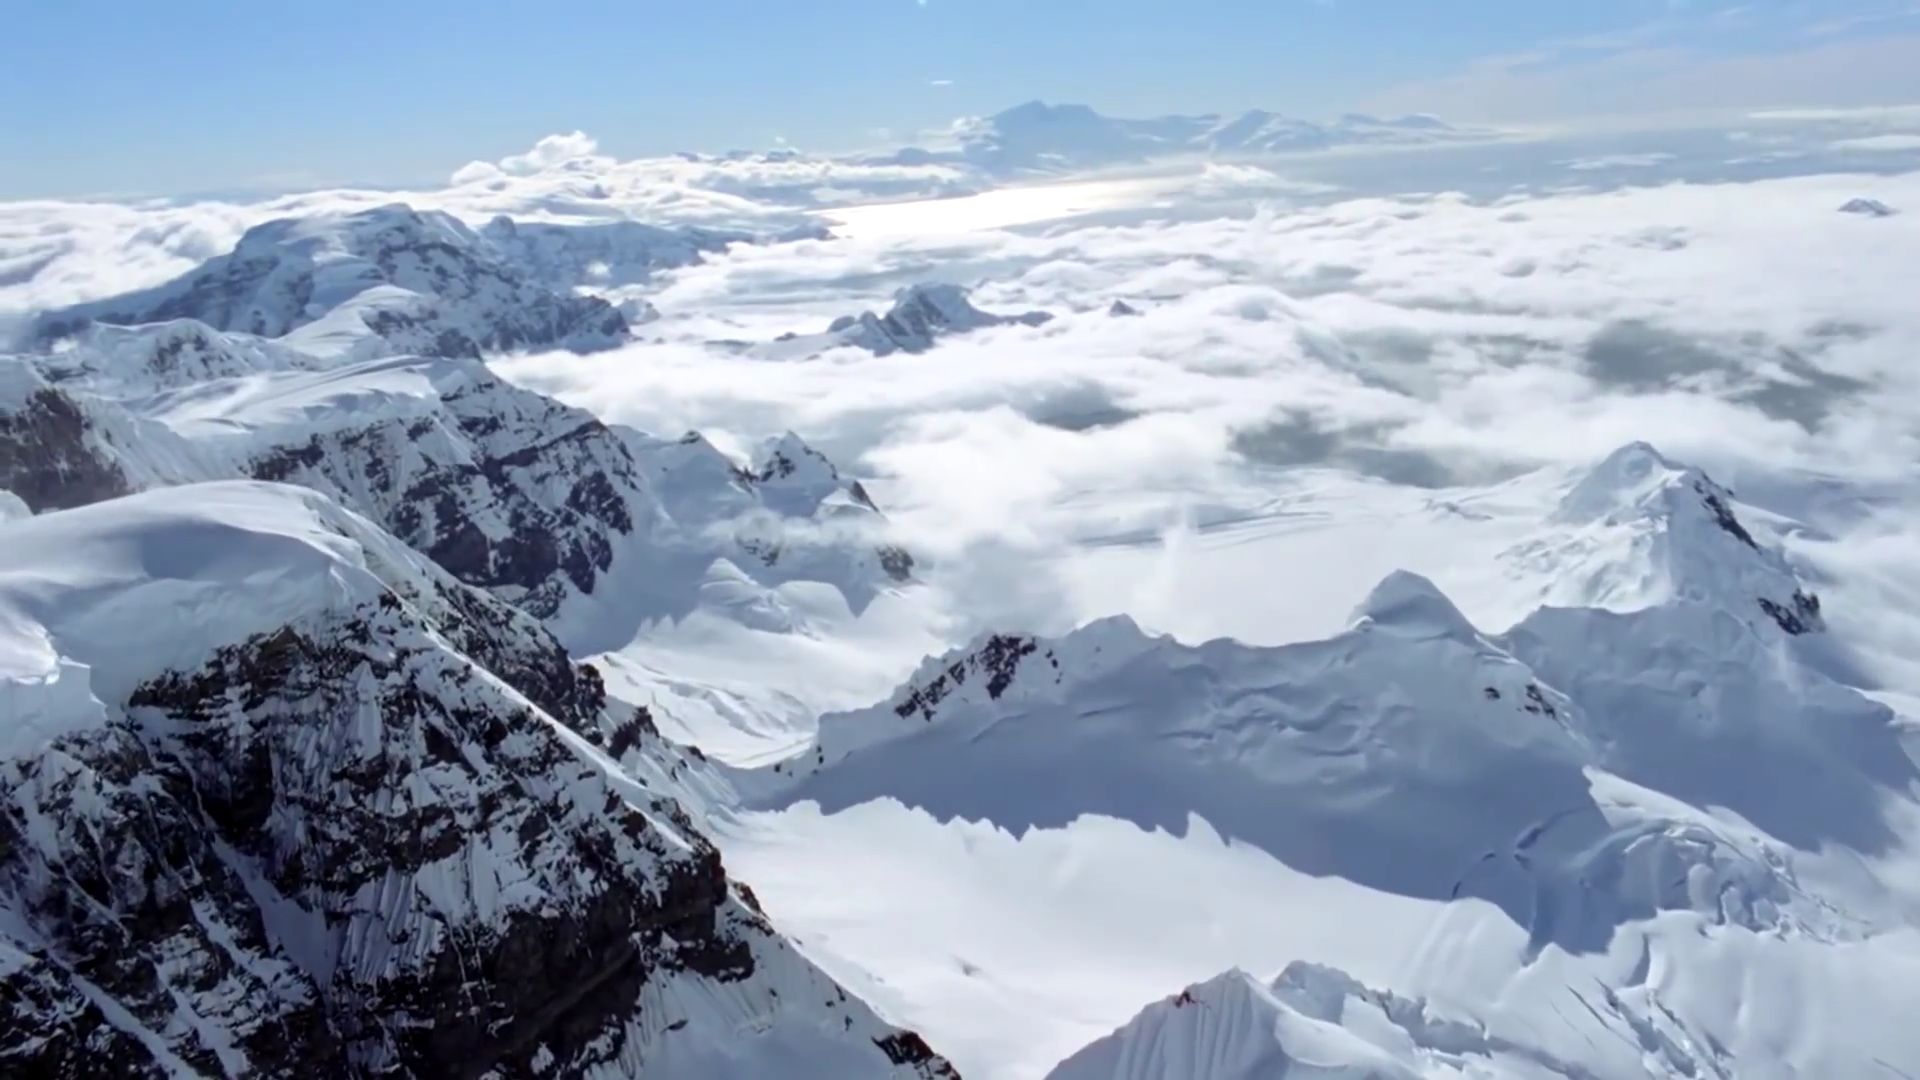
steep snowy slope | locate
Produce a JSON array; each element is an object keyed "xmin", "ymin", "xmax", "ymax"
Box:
[
  {"xmin": 0, "ymin": 482, "xmax": 954, "ymax": 1078},
  {"xmin": 30, "ymin": 205, "xmax": 631, "ymax": 360}
]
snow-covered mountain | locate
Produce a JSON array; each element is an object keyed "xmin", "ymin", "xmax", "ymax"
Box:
[
  {"xmin": 746, "ymin": 442, "xmax": 1919, "ymax": 1077},
  {"xmin": 24, "ymin": 204, "xmax": 774, "ymax": 363},
  {"xmin": 0, "ymin": 482, "xmax": 954, "ymax": 1078},
  {"xmin": 883, "ymin": 101, "xmax": 1481, "ymax": 176},
  {"xmin": 29, "ymin": 204, "xmax": 627, "ymax": 359},
  {"xmin": 8, "ymin": 159, "xmax": 1920, "ymax": 1079},
  {"xmin": 2, "ymin": 318, "xmax": 910, "ymax": 653},
  {"xmin": 754, "ymin": 284, "xmax": 1052, "ymax": 358},
  {"xmin": 1502, "ymin": 441, "xmax": 1824, "ymax": 632},
  {"xmin": 475, "ymin": 214, "xmax": 799, "ymax": 288}
]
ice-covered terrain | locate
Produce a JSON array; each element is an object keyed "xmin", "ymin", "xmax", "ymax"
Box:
[{"xmin": 6, "ymin": 102, "xmax": 1920, "ymax": 1079}]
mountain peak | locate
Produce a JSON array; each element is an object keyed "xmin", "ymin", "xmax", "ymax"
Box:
[
  {"xmin": 816, "ymin": 283, "xmax": 1051, "ymax": 356},
  {"xmin": 1515, "ymin": 443, "xmax": 1826, "ymax": 634},
  {"xmin": 1551, "ymin": 440, "xmax": 1678, "ymax": 524},
  {"xmin": 1840, "ymin": 197, "xmax": 1897, "ymax": 217},
  {"xmin": 34, "ymin": 203, "xmax": 630, "ymax": 359},
  {"xmin": 1350, "ymin": 570, "xmax": 1479, "ymax": 640}
]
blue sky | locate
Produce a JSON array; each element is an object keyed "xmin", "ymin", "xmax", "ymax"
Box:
[{"xmin": 3, "ymin": 0, "xmax": 1918, "ymax": 198}]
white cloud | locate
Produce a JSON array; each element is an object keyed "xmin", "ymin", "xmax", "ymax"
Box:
[
  {"xmin": 1831, "ymin": 133, "xmax": 1920, "ymax": 152},
  {"xmin": 498, "ymin": 130, "xmax": 603, "ymax": 175},
  {"xmin": 8, "ymin": 126, "xmax": 1920, "ymax": 672},
  {"xmin": 480, "ymin": 166, "xmax": 1920, "ymax": 656},
  {"xmin": 0, "ymin": 137, "xmax": 980, "ymax": 317}
]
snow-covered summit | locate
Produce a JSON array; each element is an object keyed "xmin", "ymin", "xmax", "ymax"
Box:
[
  {"xmin": 1510, "ymin": 441, "xmax": 1824, "ymax": 634},
  {"xmin": 31, "ymin": 203, "xmax": 630, "ymax": 359},
  {"xmin": 0, "ymin": 481, "xmax": 433, "ymax": 704},
  {"xmin": 1349, "ymin": 568, "xmax": 1488, "ymax": 641},
  {"xmin": 771, "ymin": 476, "xmax": 1907, "ymax": 964}
]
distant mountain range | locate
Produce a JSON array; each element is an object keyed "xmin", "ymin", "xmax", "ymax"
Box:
[{"xmin": 869, "ymin": 100, "xmax": 1481, "ymax": 175}]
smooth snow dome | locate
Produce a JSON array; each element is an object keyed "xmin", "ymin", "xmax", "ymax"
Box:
[
  {"xmin": 0, "ymin": 482, "xmax": 418, "ymax": 696},
  {"xmin": 8, "ymin": 95, "xmax": 1920, "ymax": 1080}
]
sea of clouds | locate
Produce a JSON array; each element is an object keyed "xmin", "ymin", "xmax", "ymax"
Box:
[{"xmin": 7, "ymin": 117, "xmax": 1920, "ymax": 704}]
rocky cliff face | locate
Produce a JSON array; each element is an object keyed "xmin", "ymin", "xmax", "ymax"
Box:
[{"xmin": 0, "ymin": 483, "xmax": 955, "ymax": 1078}]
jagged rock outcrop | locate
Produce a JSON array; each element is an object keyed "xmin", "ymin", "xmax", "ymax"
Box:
[
  {"xmin": 819, "ymin": 284, "xmax": 1051, "ymax": 356},
  {"xmin": 0, "ymin": 360, "xmax": 209, "ymax": 512},
  {"xmin": 1839, "ymin": 197, "xmax": 1897, "ymax": 217}
]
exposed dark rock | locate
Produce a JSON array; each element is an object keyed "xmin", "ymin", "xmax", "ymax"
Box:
[
  {"xmin": 7, "ymin": 601, "xmax": 731, "ymax": 1075},
  {"xmin": 0, "ymin": 387, "xmax": 133, "ymax": 511},
  {"xmin": 878, "ymin": 544, "xmax": 916, "ymax": 582},
  {"xmin": 1839, "ymin": 198, "xmax": 1897, "ymax": 218},
  {"xmin": 1759, "ymin": 589, "xmax": 1824, "ymax": 635},
  {"xmin": 1695, "ymin": 479, "xmax": 1758, "ymax": 550},
  {"xmin": 894, "ymin": 633, "xmax": 1039, "ymax": 722},
  {"xmin": 874, "ymin": 1032, "xmax": 960, "ymax": 1076}
]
